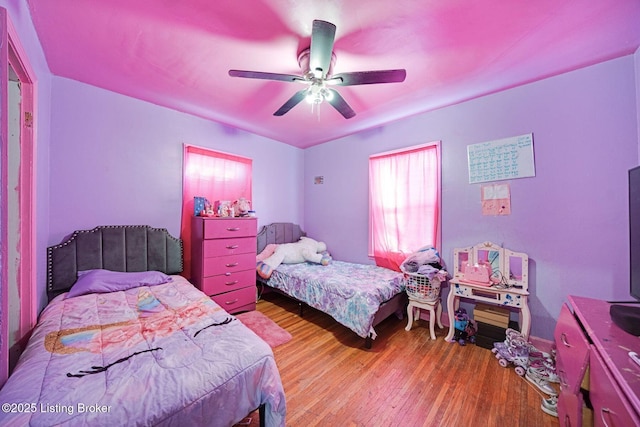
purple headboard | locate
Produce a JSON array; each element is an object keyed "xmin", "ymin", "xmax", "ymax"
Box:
[
  {"xmin": 46, "ymin": 225, "xmax": 183, "ymax": 302},
  {"xmin": 256, "ymin": 222, "xmax": 305, "ymax": 254}
]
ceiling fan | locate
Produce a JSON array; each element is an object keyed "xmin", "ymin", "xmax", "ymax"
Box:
[{"xmin": 228, "ymin": 20, "xmax": 407, "ymax": 119}]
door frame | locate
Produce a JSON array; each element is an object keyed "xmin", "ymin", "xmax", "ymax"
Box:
[{"xmin": 0, "ymin": 7, "xmax": 37, "ymax": 387}]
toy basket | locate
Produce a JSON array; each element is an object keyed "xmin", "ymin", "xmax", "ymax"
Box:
[{"xmin": 404, "ymin": 272, "xmax": 441, "ymax": 302}]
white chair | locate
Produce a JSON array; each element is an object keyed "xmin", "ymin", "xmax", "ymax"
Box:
[{"xmin": 405, "ymin": 297, "xmax": 444, "ymax": 340}]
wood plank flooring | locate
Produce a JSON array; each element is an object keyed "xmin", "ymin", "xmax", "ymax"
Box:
[{"xmin": 244, "ymin": 292, "xmax": 558, "ymax": 427}]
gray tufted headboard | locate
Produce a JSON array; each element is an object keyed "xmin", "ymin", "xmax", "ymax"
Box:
[
  {"xmin": 46, "ymin": 225, "xmax": 183, "ymax": 302},
  {"xmin": 256, "ymin": 222, "xmax": 306, "ymax": 254}
]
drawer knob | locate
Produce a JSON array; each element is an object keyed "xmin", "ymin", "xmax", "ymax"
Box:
[
  {"xmin": 226, "ymin": 245, "xmax": 239, "ymax": 249},
  {"xmin": 560, "ymin": 332, "xmax": 572, "ymax": 347},
  {"xmin": 225, "ymin": 299, "xmax": 239, "ymax": 305},
  {"xmin": 226, "ymin": 227, "xmax": 241, "ymax": 231},
  {"xmin": 225, "ymin": 262, "xmax": 239, "ymax": 268},
  {"xmin": 225, "ymin": 280, "xmax": 239, "ymax": 286}
]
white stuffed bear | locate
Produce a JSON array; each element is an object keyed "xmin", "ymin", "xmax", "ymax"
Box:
[{"xmin": 257, "ymin": 237, "xmax": 332, "ymax": 279}]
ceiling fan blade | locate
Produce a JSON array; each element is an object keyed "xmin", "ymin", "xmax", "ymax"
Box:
[
  {"xmin": 273, "ymin": 90, "xmax": 307, "ymax": 116},
  {"xmin": 229, "ymin": 69, "xmax": 303, "ymax": 83},
  {"xmin": 330, "ymin": 69, "xmax": 407, "ymax": 86},
  {"xmin": 309, "ymin": 20, "xmax": 336, "ymax": 78},
  {"xmin": 326, "ymin": 89, "xmax": 355, "ymax": 119}
]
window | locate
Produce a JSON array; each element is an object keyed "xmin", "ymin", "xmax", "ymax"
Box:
[
  {"xmin": 181, "ymin": 145, "xmax": 252, "ymax": 278},
  {"xmin": 369, "ymin": 142, "xmax": 441, "ymax": 271}
]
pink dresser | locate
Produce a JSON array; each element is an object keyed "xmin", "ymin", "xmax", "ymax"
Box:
[
  {"xmin": 191, "ymin": 217, "xmax": 257, "ymax": 314},
  {"xmin": 555, "ymin": 296, "xmax": 640, "ymax": 426}
]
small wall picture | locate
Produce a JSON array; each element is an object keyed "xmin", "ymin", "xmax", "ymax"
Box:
[{"xmin": 481, "ymin": 183, "xmax": 511, "ymax": 215}]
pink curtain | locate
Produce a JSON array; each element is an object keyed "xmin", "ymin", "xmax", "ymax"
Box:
[
  {"xmin": 369, "ymin": 143, "xmax": 440, "ymax": 271},
  {"xmin": 181, "ymin": 145, "xmax": 252, "ymax": 278}
]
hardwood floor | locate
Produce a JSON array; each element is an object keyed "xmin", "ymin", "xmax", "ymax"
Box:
[{"xmin": 246, "ymin": 292, "xmax": 558, "ymax": 427}]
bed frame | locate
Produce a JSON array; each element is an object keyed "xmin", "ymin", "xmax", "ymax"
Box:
[
  {"xmin": 45, "ymin": 224, "xmax": 267, "ymax": 426},
  {"xmin": 256, "ymin": 222, "xmax": 407, "ymax": 349}
]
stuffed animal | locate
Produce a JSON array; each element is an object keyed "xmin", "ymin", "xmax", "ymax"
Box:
[
  {"xmin": 453, "ymin": 308, "xmax": 476, "ymax": 346},
  {"xmin": 232, "ymin": 198, "xmax": 251, "ymax": 216},
  {"xmin": 256, "ymin": 243, "xmax": 277, "ymax": 263},
  {"xmin": 257, "ymin": 237, "xmax": 332, "ymax": 279}
]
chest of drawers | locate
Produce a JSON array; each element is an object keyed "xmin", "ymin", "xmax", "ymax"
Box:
[
  {"xmin": 555, "ymin": 296, "xmax": 640, "ymax": 426},
  {"xmin": 191, "ymin": 217, "xmax": 257, "ymax": 314}
]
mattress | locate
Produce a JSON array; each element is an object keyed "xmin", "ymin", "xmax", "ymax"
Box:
[
  {"xmin": 266, "ymin": 260, "xmax": 406, "ymax": 338},
  {"xmin": 0, "ymin": 276, "xmax": 286, "ymax": 426}
]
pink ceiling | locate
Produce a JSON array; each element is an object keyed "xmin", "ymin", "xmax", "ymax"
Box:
[{"xmin": 27, "ymin": 0, "xmax": 640, "ymax": 148}]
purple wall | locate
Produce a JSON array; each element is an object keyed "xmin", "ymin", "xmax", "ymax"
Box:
[
  {"xmin": 47, "ymin": 77, "xmax": 304, "ymax": 308},
  {"xmin": 304, "ymin": 55, "xmax": 639, "ymax": 340}
]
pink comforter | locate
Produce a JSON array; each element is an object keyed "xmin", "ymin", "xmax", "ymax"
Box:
[{"xmin": 0, "ymin": 276, "xmax": 286, "ymax": 426}]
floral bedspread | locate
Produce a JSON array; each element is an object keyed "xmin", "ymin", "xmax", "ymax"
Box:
[{"xmin": 267, "ymin": 260, "xmax": 406, "ymax": 338}]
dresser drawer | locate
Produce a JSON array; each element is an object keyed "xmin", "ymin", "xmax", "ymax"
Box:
[
  {"xmin": 558, "ymin": 390, "xmax": 584, "ymax": 427},
  {"xmin": 555, "ymin": 303, "xmax": 590, "ymax": 394},
  {"xmin": 203, "ymin": 252, "xmax": 255, "ymax": 277},
  {"xmin": 201, "ymin": 269, "xmax": 255, "ymax": 295},
  {"xmin": 203, "ymin": 218, "xmax": 256, "ymax": 239},
  {"xmin": 590, "ymin": 346, "xmax": 640, "ymax": 427},
  {"xmin": 210, "ymin": 286, "xmax": 256, "ymax": 314},
  {"xmin": 203, "ymin": 236, "xmax": 256, "ymax": 257}
]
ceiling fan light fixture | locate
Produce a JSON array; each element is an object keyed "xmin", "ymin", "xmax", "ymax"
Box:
[
  {"xmin": 322, "ymin": 87, "xmax": 333, "ymax": 101},
  {"xmin": 305, "ymin": 84, "xmax": 328, "ymax": 105},
  {"xmin": 305, "ymin": 92, "xmax": 321, "ymax": 105},
  {"xmin": 229, "ymin": 20, "xmax": 406, "ymax": 119}
]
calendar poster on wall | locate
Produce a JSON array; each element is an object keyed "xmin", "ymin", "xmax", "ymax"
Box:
[{"xmin": 467, "ymin": 133, "xmax": 535, "ymax": 184}]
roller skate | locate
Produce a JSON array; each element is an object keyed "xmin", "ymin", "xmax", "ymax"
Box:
[
  {"xmin": 502, "ymin": 328, "xmax": 529, "ymax": 350},
  {"xmin": 492, "ymin": 337, "xmax": 529, "ymax": 376},
  {"xmin": 491, "ymin": 327, "xmax": 525, "ymax": 355},
  {"xmin": 505, "ymin": 327, "xmax": 524, "ymax": 342}
]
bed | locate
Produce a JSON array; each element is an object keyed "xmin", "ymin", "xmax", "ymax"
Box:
[
  {"xmin": 256, "ymin": 223, "xmax": 407, "ymax": 348},
  {"xmin": 0, "ymin": 225, "xmax": 286, "ymax": 427}
]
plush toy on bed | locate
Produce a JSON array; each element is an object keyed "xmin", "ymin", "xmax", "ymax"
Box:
[{"xmin": 257, "ymin": 237, "xmax": 332, "ymax": 279}]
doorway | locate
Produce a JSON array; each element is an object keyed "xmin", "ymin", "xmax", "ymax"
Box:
[{"xmin": 0, "ymin": 8, "xmax": 36, "ymax": 387}]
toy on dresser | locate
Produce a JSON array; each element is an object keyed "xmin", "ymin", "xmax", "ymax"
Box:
[
  {"xmin": 232, "ymin": 198, "xmax": 251, "ymax": 216},
  {"xmin": 196, "ymin": 198, "xmax": 252, "ymax": 218}
]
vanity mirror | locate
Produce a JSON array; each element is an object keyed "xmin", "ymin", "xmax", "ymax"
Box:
[{"xmin": 447, "ymin": 241, "xmax": 530, "ymax": 340}]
